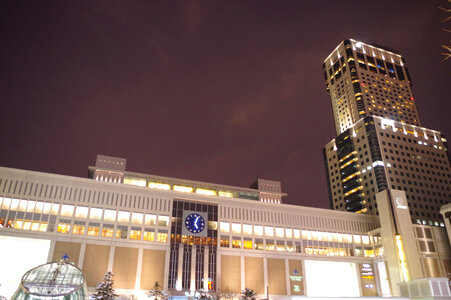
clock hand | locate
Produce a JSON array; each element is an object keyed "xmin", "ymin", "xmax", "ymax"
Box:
[{"xmin": 194, "ymin": 216, "xmax": 199, "ymax": 229}]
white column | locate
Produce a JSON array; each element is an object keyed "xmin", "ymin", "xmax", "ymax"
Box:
[
  {"xmin": 135, "ymin": 247, "xmax": 144, "ymax": 290},
  {"xmin": 47, "ymin": 239, "xmax": 56, "ymax": 262},
  {"xmin": 108, "ymin": 245, "xmax": 115, "ymax": 272},
  {"xmin": 191, "ymin": 245, "xmax": 197, "ymax": 291},
  {"xmin": 204, "ymin": 246, "xmax": 209, "ymax": 289},
  {"xmin": 285, "ymin": 258, "xmax": 291, "ymax": 296},
  {"xmin": 241, "ymin": 255, "xmax": 245, "ymax": 291},
  {"xmin": 177, "ymin": 244, "xmax": 184, "ymax": 290},
  {"xmin": 78, "ymin": 240, "xmax": 86, "ymax": 268},
  {"xmin": 164, "ymin": 248, "xmax": 170, "ymax": 290},
  {"xmin": 217, "ymin": 253, "xmax": 222, "ymax": 290},
  {"xmin": 263, "ymin": 257, "xmax": 268, "ymax": 297},
  {"xmin": 356, "ymin": 262, "xmax": 363, "ymax": 296}
]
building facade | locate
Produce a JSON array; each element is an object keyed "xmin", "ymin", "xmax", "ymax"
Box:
[
  {"xmin": 1, "ymin": 163, "xmax": 451, "ymax": 299},
  {"xmin": 322, "ymin": 39, "xmax": 451, "ymax": 224},
  {"xmin": 323, "ymin": 39, "xmax": 420, "ymax": 136}
]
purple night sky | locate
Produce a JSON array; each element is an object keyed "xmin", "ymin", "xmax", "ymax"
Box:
[{"xmin": 1, "ymin": 1, "xmax": 450, "ymax": 208}]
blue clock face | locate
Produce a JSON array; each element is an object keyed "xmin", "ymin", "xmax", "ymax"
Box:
[{"xmin": 185, "ymin": 213, "xmax": 206, "ymax": 234}]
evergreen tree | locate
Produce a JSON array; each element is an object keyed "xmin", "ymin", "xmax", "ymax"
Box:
[
  {"xmin": 240, "ymin": 288, "xmax": 256, "ymax": 300},
  {"xmin": 148, "ymin": 281, "xmax": 168, "ymax": 300},
  {"xmin": 93, "ymin": 271, "xmax": 118, "ymax": 300}
]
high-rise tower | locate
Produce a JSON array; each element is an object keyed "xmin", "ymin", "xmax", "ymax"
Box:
[
  {"xmin": 322, "ymin": 39, "xmax": 451, "ymax": 226},
  {"xmin": 323, "ymin": 39, "xmax": 421, "ymax": 135}
]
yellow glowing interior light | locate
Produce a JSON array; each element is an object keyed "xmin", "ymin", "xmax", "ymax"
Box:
[
  {"xmin": 148, "ymin": 182, "xmax": 171, "ymax": 190},
  {"xmin": 173, "ymin": 185, "xmax": 193, "ymax": 193},
  {"xmin": 196, "ymin": 188, "xmax": 217, "ymax": 196},
  {"xmin": 395, "ymin": 234, "xmax": 409, "ymax": 281},
  {"xmin": 218, "ymin": 191, "xmax": 233, "ymax": 198}
]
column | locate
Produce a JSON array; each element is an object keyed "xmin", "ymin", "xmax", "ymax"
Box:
[
  {"xmin": 177, "ymin": 244, "xmax": 184, "ymax": 290},
  {"xmin": 241, "ymin": 255, "xmax": 245, "ymax": 290},
  {"xmin": 47, "ymin": 239, "xmax": 56, "ymax": 262},
  {"xmin": 204, "ymin": 246, "xmax": 209, "ymax": 289},
  {"xmin": 263, "ymin": 257, "xmax": 268, "ymax": 298},
  {"xmin": 135, "ymin": 247, "xmax": 144, "ymax": 290},
  {"xmin": 78, "ymin": 240, "xmax": 86, "ymax": 268},
  {"xmin": 191, "ymin": 245, "xmax": 197, "ymax": 291},
  {"xmin": 285, "ymin": 258, "xmax": 291, "ymax": 296},
  {"xmin": 108, "ymin": 245, "xmax": 115, "ymax": 272}
]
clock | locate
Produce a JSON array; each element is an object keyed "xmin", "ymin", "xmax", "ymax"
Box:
[{"xmin": 184, "ymin": 213, "xmax": 206, "ymax": 234}]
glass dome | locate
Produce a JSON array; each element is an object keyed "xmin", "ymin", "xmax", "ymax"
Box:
[{"xmin": 11, "ymin": 260, "xmax": 87, "ymax": 300}]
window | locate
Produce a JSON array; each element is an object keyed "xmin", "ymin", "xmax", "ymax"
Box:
[
  {"xmin": 117, "ymin": 211, "xmax": 130, "ymax": 223},
  {"xmin": 265, "ymin": 226, "xmax": 274, "ymax": 237},
  {"xmin": 145, "ymin": 214, "xmax": 156, "ymax": 225},
  {"xmin": 88, "ymin": 223, "xmax": 100, "ymax": 236},
  {"xmin": 102, "ymin": 224, "xmax": 114, "ymax": 238},
  {"xmin": 72, "ymin": 221, "xmax": 85, "ymax": 235},
  {"xmin": 220, "ymin": 236, "xmax": 229, "ymax": 247},
  {"xmin": 57, "ymin": 220, "xmax": 71, "ymax": 233},
  {"xmin": 158, "ymin": 215, "xmax": 169, "ymax": 227},
  {"xmin": 75, "ymin": 206, "xmax": 88, "ymax": 219},
  {"xmin": 265, "ymin": 239, "xmax": 274, "ymax": 251},
  {"xmin": 104, "ymin": 210, "xmax": 116, "ymax": 222},
  {"xmin": 61, "ymin": 205, "xmax": 74, "ymax": 217},
  {"xmin": 132, "ymin": 213, "xmax": 143, "ymax": 225},
  {"xmin": 130, "ymin": 227, "xmax": 142, "ymax": 240},
  {"xmin": 255, "ymin": 239, "xmax": 264, "ymax": 250},
  {"xmin": 232, "ymin": 237, "xmax": 241, "ymax": 248},
  {"xmin": 157, "ymin": 230, "xmax": 168, "ymax": 242},
  {"xmin": 90, "ymin": 208, "xmax": 103, "ymax": 220},
  {"xmin": 144, "ymin": 228, "xmax": 155, "ymax": 241},
  {"xmin": 116, "ymin": 225, "xmax": 128, "ymax": 239}
]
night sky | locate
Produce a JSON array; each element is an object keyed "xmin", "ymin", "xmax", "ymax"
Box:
[{"xmin": 1, "ymin": 1, "xmax": 450, "ymax": 208}]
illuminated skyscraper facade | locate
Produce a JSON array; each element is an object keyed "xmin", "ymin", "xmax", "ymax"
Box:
[{"xmin": 323, "ymin": 39, "xmax": 451, "ymax": 226}]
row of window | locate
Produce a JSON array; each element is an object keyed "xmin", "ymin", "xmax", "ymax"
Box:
[
  {"xmin": 218, "ymin": 222, "xmax": 373, "ymax": 244},
  {"xmin": 0, "ymin": 197, "xmax": 170, "ymax": 226},
  {"xmin": 219, "ymin": 235, "xmax": 375, "ymax": 257}
]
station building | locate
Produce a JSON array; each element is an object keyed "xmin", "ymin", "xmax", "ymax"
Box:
[{"xmin": 1, "ymin": 155, "xmax": 451, "ymax": 299}]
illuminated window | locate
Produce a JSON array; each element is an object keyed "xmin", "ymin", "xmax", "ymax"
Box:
[
  {"xmin": 90, "ymin": 208, "xmax": 103, "ymax": 220},
  {"xmin": 26, "ymin": 200, "xmax": 36, "ymax": 213},
  {"xmin": 276, "ymin": 240, "xmax": 285, "ymax": 251},
  {"xmin": 1, "ymin": 197, "xmax": 11, "ymax": 210},
  {"xmin": 294, "ymin": 229, "xmax": 301, "ymax": 239},
  {"xmin": 158, "ymin": 215, "xmax": 169, "ymax": 227},
  {"xmin": 117, "ymin": 211, "xmax": 130, "ymax": 223},
  {"xmin": 23, "ymin": 221, "xmax": 31, "ymax": 230},
  {"xmin": 265, "ymin": 226, "xmax": 274, "ymax": 237},
  {"xmin": 362, "ymin": 236, "xmax": 370, "ymax": 245},
  {"xmin": 353, "ymin": 235, "xmax": 361, "ymax": 244},
  {"xmin": 104, "ymin": 210, "xmax": 116, "ymax": 222},
  {"xmin": 254, "ymin": 225, "xmax": 263, "ymax": 236},
  {"xmin": 173, "ymin": 185, "xmax": 193, "ymax": 193},
  {"xmin": 14, "ymin": 219, "xmax": 23, "ymax": 229},
  {"xmin": 157, "ymin": 230, "xmax": 168, "ymax": 243},
  {"xmin": 130, "ymin": 227, "xmax": 142, "ymax": 240},
  {"xmin": 220, "ymin": 236, "xmax": 230, "ymax": 247},
  {"xmin": 275, "ymin": 227, "xmax": 284, "ymax": 238},
  {"xmin": 72, "ymin": 222, "xmax": 85, "ymax": 235},
  {"xmin": 243, "ymin": 238, "xmax": 253, "ymax": 249},
  {"xmin": 75, "ymin": 206, "xmax": 88, "ymax": 219},
  {"xmin": 286, "ymin": 228, "xmax": 293, "ymax": 238},
  {"xmin": 232, "ymin": 237, "xmax": 241, "ymax": 248},
  {"xmin": 10, "ymin": 199, "xmax": 19, "ymax": 211},
  {"xmin": 132, "ymin": 213, "xmax": 143, "ymax": 225},
  {"xmin": 208, "ymin": 221, "xmax": 218, "ymax": 230},
  {"xmin": 60, "ymin": 205, "xmax": 74, "ymax": 217},
  {"xmin": 145, "ymin": 214, "xmax": 156, "ymax": 225},
  {"xmin": 287, "ymin": 241, "xmax": 294, "ymax": 252},
  {"xmin": 124, "ymin": 177, "xmax": 146, "ymax": 187},
  {"xmin": 18, "ymin": 200, "xmax": 27, "ymax": 212},
  {"xmin": 231, "ymin": 223, "xmax": 241, "ymax": 234},
  {"xmin": 148, "ymin": 181, "xmax": 170, "ymax": 190},
  {"xmin": 220, "ymin": 222, "xmax": 230, "ymax": 233},
  {"xmin": 265, "ymin": 239, "xmax": 274, "ymax": 251},
  {"xmin": 57, "ymin": 220, "xmax": 71, "ymax": 234},
  {"xmin": 218, "ymin": 191, "xmax": 233, "ymax": 198},
  {"xmin": 102, "ymin": 224, "xmax": 114, "ymax": 238},
  {"xmin": 255, "ymin": 238, "xmax": 264, "ymax": 250},
  {"xmin": 50, "ymin": 204, "xmax": 59, "ymax": 215},
  {"xmin": 243, "ymin": 224, "xmax": 252, "ymax": 235},
  {"xmin": 196, "ymin": 188, "xmax": 217, "ymax": 196},
  {"xmin": 87, "ymin": 223, "xmax": 100, "ymax": 236},
  {"xmin": 116, "ymin": 225, "xmax": 128, "ymax": 239},
  {"xmin": 144, "ymin": 229, "xmax": 155, "ymax": 241}
]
